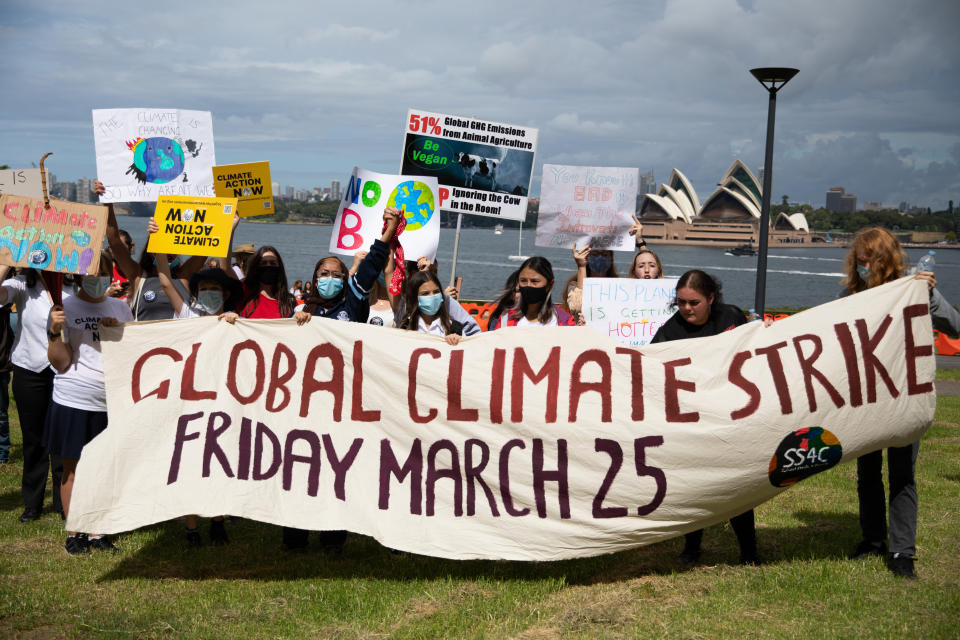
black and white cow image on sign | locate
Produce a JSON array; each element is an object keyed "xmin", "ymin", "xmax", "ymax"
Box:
[{"xmin": 456, "ymin": 152, "xmax": 500, "ymax": 191}]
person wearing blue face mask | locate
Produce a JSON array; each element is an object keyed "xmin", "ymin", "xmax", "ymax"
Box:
[
  {"xmin": 44, "ymin": 251, "xmax": 133, "ymax": 554},
  {"xmin": 294, "ymin": 208, "xmax": 401, "ymax": 328},
  {"xmin": 284, "ymin": 207, "xmax": 401, "ymax": 553},
  {"xmin": 839, "ymin": 227, "xmax": 960, "ymax": 579},
  {"xmin": 397, "ymin": 270, "xmax": 468, "ymax": 345}
]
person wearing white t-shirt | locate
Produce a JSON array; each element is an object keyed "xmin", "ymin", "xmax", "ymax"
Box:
[
  {"xmin": 0, "ymin": 266, "xmax": 63, "ymax": 523},
  {"xmin": 45, "ymin": 253, "xmax": 133, "ymax": 555},
  {"xmin": 489, "ymin": 257, "xmax": 576, "ymax": 329},
  {"xmin": 397, "ymin": 270, "xmax": 478, "ymax": 345}
]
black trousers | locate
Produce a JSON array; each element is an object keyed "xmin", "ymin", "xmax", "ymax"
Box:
[
  {"xmin": 683, "ymin": 509, "xmax": 756, "ymax": 557},
  {"xmin": 856, "ymin": 442, "xmax": 919, "ymax": 556},
  {"xmin": 12, "ymin": 366, "xmax": 61, "ymax": 512},
  {"xmin": 282, "ymin": 527, "xmax": 347, "ymax": 549}
]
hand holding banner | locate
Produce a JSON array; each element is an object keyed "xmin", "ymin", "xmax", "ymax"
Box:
[
  {"xmin": 148, "ymin": 196, "xmax": 237, "ymax": 258},
  {"xmin": 330, "ymin": 167, "xmax": 440, "ymax": 261}
]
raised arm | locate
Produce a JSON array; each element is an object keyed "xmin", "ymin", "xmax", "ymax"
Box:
[
  {"xmin": 155, "ymin": 248, "xmax": 186, "ymax": 315},
  {"xmin": 97, "ymin": 180, "xmax": 141, "ymax": 282}
]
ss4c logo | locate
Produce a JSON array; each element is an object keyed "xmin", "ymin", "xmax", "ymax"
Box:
[{"xmin": 768, "ymin": 426, "xmax": 842, "ymax": 487}]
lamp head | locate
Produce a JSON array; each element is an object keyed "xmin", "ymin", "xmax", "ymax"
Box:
[{"xmin": 750, "ymin": 67, "xmax": 798, "ymax": 92}]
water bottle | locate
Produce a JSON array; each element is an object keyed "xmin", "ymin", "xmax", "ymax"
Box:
[
  {"xmin": 916, "ymin": 250, "xmax": 935, "ymax": 274},
  {"xmin": 748, "ymin": 308, "xmax": 760, "ymax": 322}
]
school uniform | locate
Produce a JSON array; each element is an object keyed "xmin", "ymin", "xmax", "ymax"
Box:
[{"xmin": 43, "ymin": 294, "xmax": 133, "ymax": 460}]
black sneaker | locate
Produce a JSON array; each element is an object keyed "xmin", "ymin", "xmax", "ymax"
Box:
[
  {"xmin": 739, "ymin": 554, "xmax": 763, "ymax": 566},
  {"xmin": 888, "ymin": 553, "xmax": 916, "ymax": 579},
  {"xmin": 849, "ymin": 540, "xmax": 885, "ymax": 559},
  {"xmin": 186, "ymin": 528, "xmax": 202, "ymax": 548},
  {"xmin": 677, "ymin": 548, "xmax": 702, "ymax": 566},
  {"xmin": 19, "ymin": 507, "xmax": 41, "ymax": 523},
  {"xmin": 65, "ymin": 534, "xmax": 90, "ymax": 555},
  {"xmin": 209, "ymin": 520, "xmax": 229, "ymax": 545},
  {"xmin": 88, "ymin": 536, "xmax": 119, "ymax": 553}
]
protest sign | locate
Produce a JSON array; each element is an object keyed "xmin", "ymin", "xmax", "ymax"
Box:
[
  {"xmin": 399, "ymin": 109, "xmax": 537, "ymax": 221},
  {"xmin": 212, "ymin": 162, "xmax": 274, "ymax": 217},
  {"xmin": 148, "ymin": 196, "xmax": 237, "ymax": 258},
  {"xmin": 330, "ymin": 167, "xmax": 440, "ymax": 261},
  {"xmin": 0, "ymin": 195, "xmax": 107, "ymax": 274},
  {"xmin": 68, "ymin": 277, "xmax": 935, "ymax": 561},
  {"xmin": 582, "ymin": 277, "xmax": 678, "ymax": 346},
  {"xmin": 0, "ymin": 168, "xmax": 45, "ymax": 199},
  {"xmin": 535, "ymin": 165, "xmax": 639, "ymax": 250},
  {"xmin": 93, "ymin": 108, "xmax": 216, "ymax": 203}
]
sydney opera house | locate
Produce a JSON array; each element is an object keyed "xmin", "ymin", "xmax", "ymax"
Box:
[{"xmin": 638, "ymin": 161, "xmax": 816, "ymax": 246}]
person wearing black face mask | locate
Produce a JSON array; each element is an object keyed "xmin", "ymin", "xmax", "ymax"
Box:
[
  {"xmin": 491, "ymin": 257, "xmax": 575, "ymax": 328},
  {"xmin": 565, "ymin": 244, "xmax": 618, "ymax": 322},
  {"xmin": 226, "ymin": 246, "xmax": 296, "ymax": 320}
]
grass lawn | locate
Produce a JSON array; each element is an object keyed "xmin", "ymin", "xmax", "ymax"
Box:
[{"xmin": 1, "ymin": 389, "xmax": 959, "ymax": 639}]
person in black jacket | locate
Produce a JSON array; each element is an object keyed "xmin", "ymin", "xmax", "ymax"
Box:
[{"xmin": 651, "ymin": 269, "xmax": 760, "ymax": 566}]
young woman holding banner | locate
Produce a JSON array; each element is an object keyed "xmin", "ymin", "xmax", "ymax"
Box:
[
  {"xmin": 397, "ymin": 270, "xmax": 473, "ymax": 344},
  {"xmin": 45, "ymin": 252, "xmax": 133, "ymax": 554},
  {"xmin": 147, "ymin": 219, "xmax": 242, "ymax": 546},
  {"xmin": 651, "ymin": 269, "xmax": 761, "ymax": 566},
  {"xmin": 841, "ymin": 227, "xmax": 960, "ymax": 579},
  {"xmin": 280, "ymin": 207, "xmax": 401, "ymax": 552},
  {"xmin": 490, "ymin": 257, "xmax": 575, "ymax": 329}
]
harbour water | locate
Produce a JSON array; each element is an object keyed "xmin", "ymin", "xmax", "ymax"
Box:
[{"xmin": 115, "ymin": 217, "xmax": 960, "ymax": 310}]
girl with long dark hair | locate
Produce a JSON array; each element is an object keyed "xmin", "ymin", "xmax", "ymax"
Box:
[
  {"xmin": 491, "ymin": 257, "xmax": 575, "ymax": 329},
  {"xmin": 651, "ymin": 269, "xmax": 760, "ymax": 566}
]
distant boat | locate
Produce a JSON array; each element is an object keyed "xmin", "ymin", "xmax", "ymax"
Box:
[
  {"xmin": 725, "ymin": 243, "xmax": 757, "ymax": 257},
  {"xmin": 494, "ymin": 224, "xmax": 503, "ymax": 235},
  {"xmin": 508, "ymin": 220, "xmax": 529, "ymax": 262}
]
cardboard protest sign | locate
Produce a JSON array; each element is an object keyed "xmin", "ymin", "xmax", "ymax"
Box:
[
  {"xmin": 93, "ymin": 108, "xmax": 216, "ymax": 203},
  {"xmin": 0, "ymin": 168, "xmax": 46, "ymax": 199},
  {"xmin": 399, "ymin": 109, "xmax": 538, "ymax": 221},
  {"xmin": 582, "ymin": 277, "xmax": 678, "ymax": 346},
  {"xmin": 0, "ymin": 195, "xmax": 107, "ymax": 274},
  {"xmin": 69, "ymin": 277, "xmax": 934, "ymax": 560},
  {"xmin": 212, "ymin": 162, "xmax": 274, "ymax": 217},
  {"xmin": 330, "ymin": 167, "xmax": 440, "ymax": 261},
  {"xmin": 148, "ymin": 196, "xmax": 237, "ymax": 258},
  {"xmin": 536, "ymin": 165, "xmax": 639, "ymax": 250}
]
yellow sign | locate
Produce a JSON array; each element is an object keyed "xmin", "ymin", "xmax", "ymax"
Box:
[
  {"xmin": 212, "ymin": 161, "xmax": 274, "ymax": 217},
  {"xmin": 149, "ymin": 196, "xmax": 237, "ymax": 258}
]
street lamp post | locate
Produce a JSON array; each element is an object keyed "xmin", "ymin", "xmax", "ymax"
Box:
[{"xmin": 750, "ymin": 67, "xmax": 798, "ymax": 317}]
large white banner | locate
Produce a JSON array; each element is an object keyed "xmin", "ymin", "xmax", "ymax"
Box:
[
  {"xmin": 329, "ymin": 167, "xmax": 440, "ymax": 261},
  {"xmin": 93, "ymin": 108, "xmax": 216, "ymax": 202},
  {"xmin": 582, "ymin": 277, "xmax": 678, "ymax": 346},
  {"xmin": 535, "ymin": 164, "xmax": 639, "ymax": 251},
  {"xmin": 69, "ymin": 278, "xmax": 936, "ymax": 560}
]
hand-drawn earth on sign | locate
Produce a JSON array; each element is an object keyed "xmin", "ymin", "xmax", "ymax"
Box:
[
  {"xmin": 387, "ymin": 180, "xmax": 435, "ymax": 230},
  {"xmin": 125, "ymin": 136, "xmax": 203, "ymax": 185}
]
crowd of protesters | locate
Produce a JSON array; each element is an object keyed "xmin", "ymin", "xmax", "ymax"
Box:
[{"xmin": 0, "ymin": 182, "xmax": 953, "ymax": 580}]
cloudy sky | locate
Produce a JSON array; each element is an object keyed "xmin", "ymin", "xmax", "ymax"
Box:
[{"xmin": 2, "ymin": 0, "xmax": 958, "ymax": 209}]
